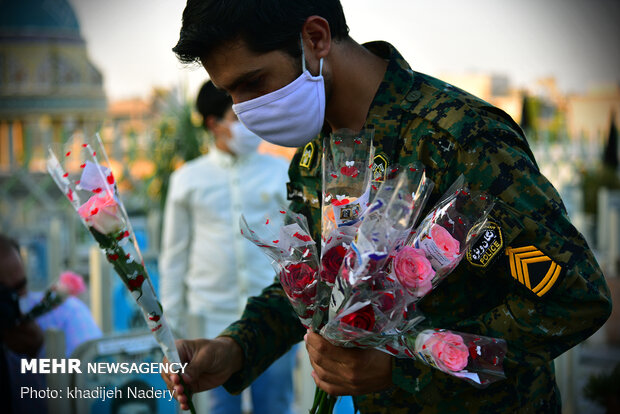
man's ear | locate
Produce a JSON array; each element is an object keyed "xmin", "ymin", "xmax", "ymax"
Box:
[
  {"xmin": 301, "ymin": 15, "xmax": 332, "ymax": 60},
  {"xmin": 204, "ymin": 114, "xmax": 218, "ymax": 131}
]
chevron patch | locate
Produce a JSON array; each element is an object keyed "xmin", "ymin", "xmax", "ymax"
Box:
[{"xmin": 505, "ymin": 246, "xmax": 562, "ymax": 297}]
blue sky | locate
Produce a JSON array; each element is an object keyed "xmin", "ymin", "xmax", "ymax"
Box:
[{"xmin": 69, "ymin": 0, "xmax": 620, "ymax": 100}]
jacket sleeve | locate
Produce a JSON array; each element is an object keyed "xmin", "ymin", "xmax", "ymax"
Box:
[
  {"xmin": 451, "ymin": 129, "xmax": 611, "ymax": 370},
  {"xmin": 219, "ymin": 281, "xmax": 305, "ymax": 394},
  {"xmin": 391, "ymin": 127, "xmax": 612, "ymax": 396},
  {"xmin": 158, "ymin": 172, "xmax": 191, "ymax": 336}
]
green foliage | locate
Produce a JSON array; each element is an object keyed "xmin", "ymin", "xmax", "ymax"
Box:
[
  {"xmin": 583, "ymin": 363, "xmax": 620, "ymax": 408},
  {"xmin": 146, "ymin": 91, "xmax": 204, "ymax": 211}
]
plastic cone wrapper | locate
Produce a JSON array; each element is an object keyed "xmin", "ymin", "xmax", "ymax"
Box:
[
  {"xmin": 239, "ymin": 208, "xmax": 322, "ymax": 330},
  {"xmin": 47, "ymin": 133, "xmax": 195, "ymax": 412}
]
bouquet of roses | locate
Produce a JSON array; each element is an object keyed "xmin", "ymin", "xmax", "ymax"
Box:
[
  {"xmin": 320, "ymin": 163, "xmax": 433, "ymax": 345},
  {"xmin": 21, "ymin": 271, "xmax": 86, "ymax": 321},
  {"xmin": 47, "ymin": 134, "xmax": 196, "ymax": 413},
  {"xmin": 241, "ymin": 130, "xmax": 508, "ymax": 412},
  {"xmin": 321, "ymin": 172, "xmax": 500, "ymax": 348}
]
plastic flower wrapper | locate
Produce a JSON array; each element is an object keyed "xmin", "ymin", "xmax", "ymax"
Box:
[
  {"xmin": 239, "ymin": 208, "xmax": 323, "ymax": 330},
  {"xmin": 320, "ymin": 270, "xmax": 425, "ymax": 347},
  {"xmin": 21, "ymin": 271, "xmax": 86, "ymax": 321},
  {"xmin": 321, "ymin": 129, "xmax": 374, "ymax": 244},
  {"xmin": 319, "ymin": 129, "xmax": 375, "ymax": 310},
  {"xmin": 47, "ymin": 134, "xmax": 196, "ymax": 413},
  {"xmin": 393, "ymin": 175, "xmax": 494, "ymax": 298},
  {"xmin": 380, "ymin": 328, "xmax": 508, "ymax": 387},
  {"xmin": 347, "ymin": 163, "xmax": 433, "ymax": 285},
  {"xmin": 326, "ymin": 163, "xmax": 433, "ymax": 321}
]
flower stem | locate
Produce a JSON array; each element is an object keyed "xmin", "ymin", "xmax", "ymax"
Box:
[{"xmin": 178, "ymin": 376, "xmax": 196, "ymax": 414}]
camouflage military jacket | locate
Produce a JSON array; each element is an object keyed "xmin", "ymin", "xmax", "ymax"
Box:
[{"xmin": 220, "ymin": 41, "xmax": 612, "ymax": 413}]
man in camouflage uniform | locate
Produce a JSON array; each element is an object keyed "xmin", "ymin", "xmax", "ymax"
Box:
[{"xmin": 162, "ymin": 1, "xmax": 612, "ymax": 412}]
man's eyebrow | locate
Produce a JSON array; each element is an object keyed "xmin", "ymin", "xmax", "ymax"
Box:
[{"xmin": 220, "ymin": 69, "xmax": 262, "ymax": 93}]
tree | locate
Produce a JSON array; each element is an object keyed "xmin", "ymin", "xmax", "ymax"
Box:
[{"xmin": 603, "ymin": 111, "xmax": 619, "ymax": 170}]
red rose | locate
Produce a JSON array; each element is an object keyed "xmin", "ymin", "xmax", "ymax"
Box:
[
  {"xmin": 320, "ymin": 245, "xmax": 347, "ymax": 284},
  {"xmin": 340, "ymin": 304, "xmax": 376, "ymax": 331},
  {"xmin": 279, "ymin": 262, "xmax": 317, "ymax": 300}
]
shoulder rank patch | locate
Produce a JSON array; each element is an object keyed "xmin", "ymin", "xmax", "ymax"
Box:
[
  {"xmin": 505, "ymin": 246, "xmax": 562, "ymax": 297},
  {"xmin": 466, "ymin": 222, "xmax": 503, "ymax": 267},
  {"xmin": 372, "ymin": 154, "xmax": 388, "ymax": 181},
  {"xmin": 299, "ymin": 142, "xmax": 314, "ymax": 169}
]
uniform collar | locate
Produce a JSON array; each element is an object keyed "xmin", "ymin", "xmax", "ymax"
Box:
[{"xmin": 362, "ymin": 41, "xmax": 417, "ymax": 133}]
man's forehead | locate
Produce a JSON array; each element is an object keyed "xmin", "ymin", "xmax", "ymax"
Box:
[{"xmin": 201, "ymin": 40, "xmax": 258, "ymax": 83}]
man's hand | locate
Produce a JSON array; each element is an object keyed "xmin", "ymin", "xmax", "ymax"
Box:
[
  {"xmin": 161, "ymin": 336, "xmax": 243, "ymax": 411},
  {"xmin": 305, "ymin": 330, "xmax": 393, "ymax": 396}
]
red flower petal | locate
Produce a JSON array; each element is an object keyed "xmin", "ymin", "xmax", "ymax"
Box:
[{"xmin": 293, "ymin": 232, "xmax": 312, "ymax": 242}]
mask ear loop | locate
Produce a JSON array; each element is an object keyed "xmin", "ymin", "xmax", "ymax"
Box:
[
  {"xmin": 301, "ymin": 35, "xmax": 307, "ymax": 73},
  {"xmin": 301, "ymin": 34, "xmax": 324, "ymax": 76}
]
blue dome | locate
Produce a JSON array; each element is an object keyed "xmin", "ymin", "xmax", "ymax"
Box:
[{"xmin": 0, "ymin": 0, "xmax": 82, "ymax": 41}]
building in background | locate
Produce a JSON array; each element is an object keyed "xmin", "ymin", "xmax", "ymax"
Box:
[{"xmin": 0, "ymin": 0, "xmax": 106, "ymax": 287}]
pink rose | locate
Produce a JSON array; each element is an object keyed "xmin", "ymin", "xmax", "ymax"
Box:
[
  {"xmin": 430, "ymin": 224, "xmax": 460, "ymax": 259},
  {"xmin": 425, "ymin": 331, "xmax": 469, "ymax": 372},
  {"xmin": 56, "ymin": 271, "xmax": 86, "ymax": 296},
  {"xmin": 77, "ymin": 192, "xmax": 124, "ymax": 234},
  {"xmin": 393, "ymin": 247, "xmax": 435, "ymax": 296}
]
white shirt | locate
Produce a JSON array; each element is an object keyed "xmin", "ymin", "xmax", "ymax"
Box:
[{"xmin": 159, "ymin": 146, "xmax": 289, "ymax": 338}]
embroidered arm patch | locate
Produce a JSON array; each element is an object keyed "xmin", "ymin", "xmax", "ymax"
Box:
[
  {"xmin": 466, "ymin": 221, "xmax": 503, "ymax": 267},
  {"xmin": 505, "ymin": 246, "xmax": 562, "ymax": 297}
]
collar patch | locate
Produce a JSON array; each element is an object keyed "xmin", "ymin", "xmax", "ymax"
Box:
[
  {"xmin": 299, "ymin": 142, "xmax": 314, "ymax": 169},
  {"xmin": 372, "ymin": 154, "xmax": 388, "ymax": 182}
]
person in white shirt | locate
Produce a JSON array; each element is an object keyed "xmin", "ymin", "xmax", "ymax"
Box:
[{"xmin": 159, "ymin": 81, "xmax": 295, "ymax": 414}]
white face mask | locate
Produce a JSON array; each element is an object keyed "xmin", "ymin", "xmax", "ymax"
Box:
[
  {"xmin": 232, "ymin": 40, "xmax": 326, "ymax": 148},
  {"xmin": 227, "ymin": 121, "xmax": 262, "ymax": 155}
]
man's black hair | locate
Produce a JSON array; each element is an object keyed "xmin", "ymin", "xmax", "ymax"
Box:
[
  {"xmin": 173, "ymin": 0, "xmax": 349, "ymax": 64},
  {"xmin": 196, "ymin": 80, "xmax": 233, "ymax": 125}
]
